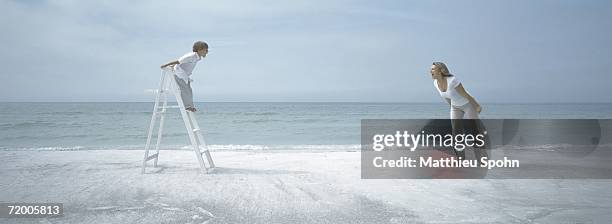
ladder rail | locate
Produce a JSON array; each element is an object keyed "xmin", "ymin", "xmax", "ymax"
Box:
[
  {"xmin": 141, "ymin": 68, "xmax": 167, "ymax": 174},
  {"xmin": 170, "ymin": 75, "xmax": 209, "ymax": 172},
  {"xmin": 188, "ymin": 112, "xmax": 215, "ymax": 168},
  {"xmin": 153, "ymin": 74, "xmax": 170, "ymax": 167}
]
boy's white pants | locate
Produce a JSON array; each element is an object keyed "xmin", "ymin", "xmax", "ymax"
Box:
[{"xmin": 174, "ymin": 75, "xmax": 194, "ymax": 109}]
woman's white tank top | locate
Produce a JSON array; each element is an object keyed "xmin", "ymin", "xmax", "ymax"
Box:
[{"xmin": 434, "ymin": 76, "xmax": 470, "ymax": 106}]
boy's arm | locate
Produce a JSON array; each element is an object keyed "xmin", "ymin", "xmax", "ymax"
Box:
[{"xmin": 160, "ymin": 60, "xmax": 179, "ymax": 69}]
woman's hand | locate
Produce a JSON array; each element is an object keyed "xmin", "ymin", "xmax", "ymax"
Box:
[{"xmin": 475, "ymin": 104, "xmax": 482, "ymax": 113}]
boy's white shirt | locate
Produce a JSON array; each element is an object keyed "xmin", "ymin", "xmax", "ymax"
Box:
[{"xmin": 173, "ymin": 52, "xmax": 202, "ymax": 83}]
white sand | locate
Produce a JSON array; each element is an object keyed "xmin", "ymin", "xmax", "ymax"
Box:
[{"xmin": 1, "ymin": 150, "xmax": 612, "ymax": 223}]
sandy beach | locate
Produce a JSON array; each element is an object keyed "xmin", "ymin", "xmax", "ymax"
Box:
[{"xmin": 1, "ymin": 149, "xmax": 611, "ymax": 223}]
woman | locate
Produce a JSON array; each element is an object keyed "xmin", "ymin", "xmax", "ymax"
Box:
[
  {"xmin": 430, "ymin": 62, "xmax": 481, "ymax": 119},
  {"xmin": 431, "ymin": 62, "xmax": 486, "ymax": 161}
]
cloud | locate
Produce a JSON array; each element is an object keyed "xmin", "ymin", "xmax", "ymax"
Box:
[{"xmin": 1, "ymin": 0, "xmax": 611, "ymax": 102}]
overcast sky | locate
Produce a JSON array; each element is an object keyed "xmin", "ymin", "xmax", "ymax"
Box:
[{"xmin": 1, "ymin": 0, "xmax": 611, "ymax": 102}]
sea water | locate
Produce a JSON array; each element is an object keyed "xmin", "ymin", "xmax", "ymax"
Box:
[{"xmin": 1, "ymin": 102, "xmax": 611, "ymax": 151}]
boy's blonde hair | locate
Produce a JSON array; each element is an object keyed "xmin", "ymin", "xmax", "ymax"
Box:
[{"xmin": 193, "ymin": 41, "xmax": 208, "ymax": 52}]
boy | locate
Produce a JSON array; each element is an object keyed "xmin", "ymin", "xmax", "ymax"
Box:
[{"xmin": 160, "ymin": 41, "xmax": 209, "ymax": 112}]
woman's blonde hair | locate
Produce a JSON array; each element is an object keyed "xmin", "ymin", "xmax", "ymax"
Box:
[{"xmin": 432, "ymin": 62, "xmax": 453, "ymax": 77}]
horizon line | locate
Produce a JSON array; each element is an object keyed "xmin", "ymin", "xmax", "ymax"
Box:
[{"xmin": 1, "ymin": 101, "xmax": 612, "ymax": 104}]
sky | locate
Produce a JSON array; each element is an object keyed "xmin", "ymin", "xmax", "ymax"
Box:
[{"xmin": 0, "ymin": 0, "xmax": 611, "ymax": 103}]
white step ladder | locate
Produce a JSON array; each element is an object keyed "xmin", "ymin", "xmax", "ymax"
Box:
[{"xmin": 142, "ymin": 68, "xmax": 215, "ymax": 174}]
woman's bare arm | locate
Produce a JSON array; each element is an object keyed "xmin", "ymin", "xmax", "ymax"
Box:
[{"xmin": 455, "ymin": 84, "xmax": 481, "ymax": 113}]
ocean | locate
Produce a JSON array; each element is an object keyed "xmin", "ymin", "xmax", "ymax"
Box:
[{"xmin": 1, "ymin": 102, "xmax": 612, "ymax": 151}]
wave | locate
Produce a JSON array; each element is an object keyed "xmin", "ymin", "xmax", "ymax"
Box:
[
  {"xmin": 0, "ymin": 121, "xmax": 60, "ymax": 128},
  {"xmin": 0, "ymin": 146, "xmax": 87, "ymax": 151},
  {"xmin": 0, "ymin": 144, "xmax": 361, "ymax": 151},
  {"xmin": 1, "ymin": 134, "xmax": 92, "ymax": 141},
  {"xmin": 243, "ymin": 112, "xmax": 279, "ymax": 116},
  {"xmin": 5, "ymin": 143, "xmax": 609, "ymax": 152},
  {"xmin": 193, "ymin": 144, "xmax": 361, "ymax": 151},
  {"xmin": 208, "ymin": 112, "xmax": 280, "ymax": 116},
  {"xmin": 231, "ymin": 119, "xmax": 283, "ymax": 124},
  {"xmin": 34, "ymin": 111, "xmax": 85, "ymax": 115},
  {"xmin": 491, "ymin": 143, "xmax": 608, "ymax": 152}
]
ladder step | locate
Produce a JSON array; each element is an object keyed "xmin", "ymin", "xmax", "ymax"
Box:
[
  {"xmin": 145, "ymin": 153, "xmax": 158, "ymax": 161},
  {"xmin": 155, "ymin": 106, "xmax": 179, "ymax": 112},
  {"xmin": 154, "ymin": 105, "xmax": 181, "ymax": 115},
  {"xmin": 146, "ymin": 89, "xmax": 171, "ymax": 95}
]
